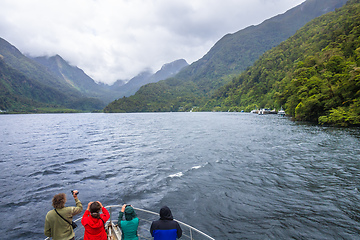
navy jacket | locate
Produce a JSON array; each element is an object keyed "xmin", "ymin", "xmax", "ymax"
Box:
[{"xmin": 150, "ymin": 206, "xmax": 182, "ymax": 239}]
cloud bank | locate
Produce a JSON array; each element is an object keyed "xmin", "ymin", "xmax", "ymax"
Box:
[{"xmin": 0, "ymin": 0, "xmax": 305, "ymax": 84}]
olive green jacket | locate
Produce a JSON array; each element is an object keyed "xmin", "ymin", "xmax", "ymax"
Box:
[{"xmin": 44, "ymin": 198, "xmax": 83, "ymax": 240}]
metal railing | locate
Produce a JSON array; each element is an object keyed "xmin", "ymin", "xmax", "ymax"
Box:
[{"xmin": 45, "ymin": 205, "xmax": 215, "ymax": 240}]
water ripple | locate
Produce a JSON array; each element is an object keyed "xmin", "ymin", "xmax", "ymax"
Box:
[{"xmin": 1, "ymin": 113, "xmax": 360, "ymax": 239}]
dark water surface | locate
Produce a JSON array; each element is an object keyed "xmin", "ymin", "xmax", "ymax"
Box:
[{"xmin": 1, "ymin": 112, "xmax": 360, "ymax": 239}]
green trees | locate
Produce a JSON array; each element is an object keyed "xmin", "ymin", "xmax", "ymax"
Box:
[
  {"xmin": 208, "ymin": 0, "xmax": 360, "ymax": 126},
  {"xmin": 103, "ymin": 0, "xmax": 360, "ymax": 126},
  {"xmin": 104, "ymin": 0, "xmax": 348, "ymax": 114}
]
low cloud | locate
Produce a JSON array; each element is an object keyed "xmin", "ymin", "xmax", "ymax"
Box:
[{"xmin": 0, "ymin": 0, "xmax": 305, "ymax": 84}]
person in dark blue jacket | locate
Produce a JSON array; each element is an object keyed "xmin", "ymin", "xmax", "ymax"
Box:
[{"xmin": 150, "ymin": 206, "xmax": 182, "ymax": 239}]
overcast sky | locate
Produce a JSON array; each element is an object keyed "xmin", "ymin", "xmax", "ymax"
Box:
[{"xmin": 0, "ymin": 0, "xmax": 305, "ymax": 84}]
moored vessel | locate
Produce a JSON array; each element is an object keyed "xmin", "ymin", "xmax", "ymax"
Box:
[{"xmin": 278, "ymin": 107, "xmax": 286, "ymax": 116}]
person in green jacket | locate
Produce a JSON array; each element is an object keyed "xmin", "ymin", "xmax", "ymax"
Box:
[
  {"xmin": 44, "ymin": 191, "xmax": 83, "ymax": 240},
  {"xmin": 118, "ymin": 204, "xmax": 139, "ymax": 240}
]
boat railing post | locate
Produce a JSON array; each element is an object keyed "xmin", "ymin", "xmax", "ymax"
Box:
[
  {"xmin": 108, "ymin": 206, "xmax": 112, "ymax": 240},
  {"xmin": 109, "ymin": 206, "xmax": 112, "ymax": 223},
  {"xmin": 190, "ymin": 228, "xmax": 193, "ymax": 240}
]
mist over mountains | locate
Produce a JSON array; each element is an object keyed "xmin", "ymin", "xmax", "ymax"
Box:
[
  {"xmin": 104, "ymin": 0, "xmax": 348, "ymax": 113},
  {"xmin": 0, "ymin": 0, "xmax": 353, "ymax": 127},
  {"xmin": 110, "ymin": 59, "xmax": 189, "ymax": 97},
  {"xmin": 0, "ymin": 39, "xmax": 187, "ymax": 112}
]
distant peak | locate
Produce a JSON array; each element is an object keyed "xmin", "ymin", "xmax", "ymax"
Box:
[{"xmin": 161, "ymin": 59, "xmax": 188, "ymax": 70}]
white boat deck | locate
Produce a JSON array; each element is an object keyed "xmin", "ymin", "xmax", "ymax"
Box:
[{"xmin": 45, "ymin": 205, "xmax": 215, "ymax": 240}]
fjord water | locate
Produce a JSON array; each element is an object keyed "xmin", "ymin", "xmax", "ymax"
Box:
[{"xmin": 1, "ymin": 112, "xmax": 360, "ymax": 239}]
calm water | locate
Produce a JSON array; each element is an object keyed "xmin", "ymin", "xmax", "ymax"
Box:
[{"xmin": 1, "ymin": 112, "xmax": 360, "ymax": 239}]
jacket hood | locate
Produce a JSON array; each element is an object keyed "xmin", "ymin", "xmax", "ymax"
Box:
[
  {"xmin": 86, "ymin": 215, "xmax": 105, "ymax": 228},
  {"xmin": 124, "ymin": 206, "xmax": 137, "ymax": 221},
  {"xmin": 159, "ymin": 206, "xmax": 173, "ymax": 220}
]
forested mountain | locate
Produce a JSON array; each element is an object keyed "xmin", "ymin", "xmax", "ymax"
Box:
[
  {"xmin": 176, "ymin": 0, "xmax": 348, "ymax": 85},
  {"xmin": 206, "ymin": 0, "xmax": 360, "ymax": 126},
  {"xmin": 0, "ymin": 56, "xmax": 69, "ymax": 112},
  {"xmin": 0, "ymin": 37, "xmax": 187, "ymax": 112},
  {"xmin": 0, "ymin": 38, "xmax": 105, "ymax": 112},
  {"xmin": 32, "ymin": 55, "xmax": 118, "ymax": 103},
  {"xmin": 0, "ymin": 38, "xmax": 79, "ymax": 97},
  {"xmin": 104, "ymin": 0, "xmax": 348, "ymax": 113}
]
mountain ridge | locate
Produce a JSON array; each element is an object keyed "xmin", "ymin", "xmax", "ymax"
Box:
[
  {"xmin": 0, "ymin": 36, "xmax": 189, "ymax": 112},
  {"xmin": 104, "ymin": 0, "xmax": 348, "ymax": 113},
  {"xmin": 31, "ymin": 54, "xmax": 119, "ymax": 103},
  {"xmin": 110, "ymin": 59, "xmax": 188, "ymax": 97}
]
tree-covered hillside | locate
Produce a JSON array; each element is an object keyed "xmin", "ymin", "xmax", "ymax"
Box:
[
  {"xmin": 207, "ymin": 0, "xmax": 360, "ymax": 126},
  {"xmin": 0, "ymin": 38, "xmax": 105, "ymax": 112},
  {"xmin": 176, "ymin": 0, "xmax": 348, "ymax": 84},
  {"xmin": 0, "ymin": 38, "xmax": 78, "ymax": 96},
  {"xmin": 0, "ymin": 56, "xmax": 66, "ymax": 111},
  {"xmin": 104, "ymin": 0, "xmax": 348, "ymax": 113},
  {"xmin": 32, "ymin": 55, "xmax": 119, "ymax": 104},
  {"xmin": 0, "ymin": 36, "xmax": 191, "ymax": 113}
]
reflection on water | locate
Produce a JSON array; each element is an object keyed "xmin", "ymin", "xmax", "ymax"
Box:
[{"xmin": 1, "ymin": 112, "xmax": 360, "ymax": 239}]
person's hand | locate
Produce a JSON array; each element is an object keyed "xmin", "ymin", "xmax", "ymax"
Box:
[
  {"xmin": 87, "ymin": 202, "xmax": 93, "ymax": 211},
  {"xmin": 97, "ymin": 201, "xmax": 103, "ymax": 208},
  {"xmin": 121, "ymin": 204, "xmax": 127, "ymax": 212},
  {"xmin": 72, "ymin": 190, "xmax": 79, "ymax": 199}
]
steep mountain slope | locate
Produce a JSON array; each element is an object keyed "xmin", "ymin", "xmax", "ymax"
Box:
[
  {"xmin": 113, "ymin": 70, "xmax": 153, "ymax": 97},
  {"xmin": 0, "ymin": 38, "xmax": 105, "ymax": 111},
  {"xmin": 178, "ymin": 0, "xmax": 348, "ymax": 84},
  {"xmin": 33, "ymin": 55, "xmax": 188, "ymax": 100},
  {"xmin": 112, "ymin": 59, "xmax": 188, "ymax": 97},
  {"xmin": 104, "ymin": 0, "xmax": 348, "ymax": 113},
  {"xmin": 0, "ymin": 36, "xmax": 190, "ymax": 112},
  {"xmin": 0, "ymin": 57, "xmax": 70, "ymax": 112},
  {"xmin": 147, "ymin": 59, "xmax": 189, "ymax": 84},
  {"xmin": 32, "ymin": 55, "xmax": 119, "ymax": 103},
  {"xmin": 0, "ymin": 38, "xmax": 78, "ymax": 96},
  {"xmin": 209, "ymin": 0, "xmax": 360, "ymax": 126}
]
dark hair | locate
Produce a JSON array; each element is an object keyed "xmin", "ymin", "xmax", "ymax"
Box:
[
  {"xmin": 90, "ymin": 202, "xmax": 101, "ymax": 218},
  {"xmin": 52, "ymin": 193, "xmax": 66, "ymax": 209}
]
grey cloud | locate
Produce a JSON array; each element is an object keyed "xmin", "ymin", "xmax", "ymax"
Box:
[{"xmin": 0, "ymin": 0, "xmax": 305, "ymax": 84}]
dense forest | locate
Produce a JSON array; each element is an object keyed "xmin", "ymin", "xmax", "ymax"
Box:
[
  {"xmin": 2, "ymin": 0, "xmax": 358, "ymax": 126},
  {"xmin": 0, "ymin": 55, "xmax": 105, "ymax": 113},
  {"xmin": 0, "ymin": 57, "xmax": 70, "ymax": 112},
  {"xmin": 104, "ymin": 0, "xmax": 347, "ymax": 113},
  {"xmin": 105, "ymin": 0, "xmax": 360, "ymax": 126},
  {"xmin": 205, "ymin": 0, "xmax": 360, "ymax": 126},
  {"xmin": 104, "ymin": 0, "xmax": 346, "ymax": 117},
  {"xmin": 0, "ymin": 38, "xmax": 106, "ymax": 112}
]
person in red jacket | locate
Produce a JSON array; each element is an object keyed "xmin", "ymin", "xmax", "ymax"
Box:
[{"xmin": 81, "ymin": 201, "xmax": 110, "ymax": 240}]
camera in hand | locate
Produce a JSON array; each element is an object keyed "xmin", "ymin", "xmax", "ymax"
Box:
[{"xmin": 71, "ymin": 190, "xmax": 79, "ymax": 195}]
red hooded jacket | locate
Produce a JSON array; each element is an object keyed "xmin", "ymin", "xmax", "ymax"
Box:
[{"xmin": 81, "ymin": 207, "xmax": 110, "ymax": 240}]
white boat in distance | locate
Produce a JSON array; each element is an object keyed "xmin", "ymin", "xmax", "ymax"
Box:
[
  {"xmin": 258, "ymin": 108, "xmax": 277, "ymax": 115},
  {"xmin": 251, "ymin": 108, "xmax": 278, "ymax": 114},
  {"xmin": 278, "ymin": 108, "xmax": 286, "ymax": 116},
  {"xmin": 45, "ymin": 205, "xmax": 215, "ymax": 240}
]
